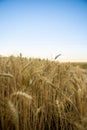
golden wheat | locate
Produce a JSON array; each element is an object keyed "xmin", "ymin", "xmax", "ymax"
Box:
[{"xmin": 0, "ymin": 56, "xmax": 87, "ymax": 130}]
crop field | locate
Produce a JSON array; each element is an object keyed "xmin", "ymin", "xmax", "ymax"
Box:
[
  {"xmin": 0, "ymin": 56, "xmax": 87, "ymax": 130},
  {"xmin": 71, "ymin": 62, "xmax": 87, "ymax": 70}
]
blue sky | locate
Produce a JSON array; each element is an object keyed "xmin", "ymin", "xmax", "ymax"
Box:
[{"xmin": 0, "ymin": 0, "xmax": 87, "ymax": 61}]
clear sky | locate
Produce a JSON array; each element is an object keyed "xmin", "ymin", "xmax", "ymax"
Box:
[{"xmin": 0, "ymin": 0, "xmax": 87, "ymax": 61}]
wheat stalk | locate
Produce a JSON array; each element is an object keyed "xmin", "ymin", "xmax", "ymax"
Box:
[
  {"xmin": 0, "ymin": 98, "xmax": 19, "ymax": 130},
  {"xmin": 21, "ymin": 62, "xmax": 31, "ymax": 72},
  {"xmin": 0, "ymin": 73, "xmax": 14, "ymax": 78},
  {"xmin": 11, "ymin": 91, "xmax": 32, "ymax": 100}
]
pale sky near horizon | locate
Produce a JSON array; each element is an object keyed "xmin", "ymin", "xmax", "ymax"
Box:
[{"xmin": 0, "ymin": 0, "xmax": 87, "ymax": 62}]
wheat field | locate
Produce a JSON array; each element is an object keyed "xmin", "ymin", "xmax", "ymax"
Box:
[{"xmin": 0, "ymin": 56, "xmax": 87, "ymax": 130}]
